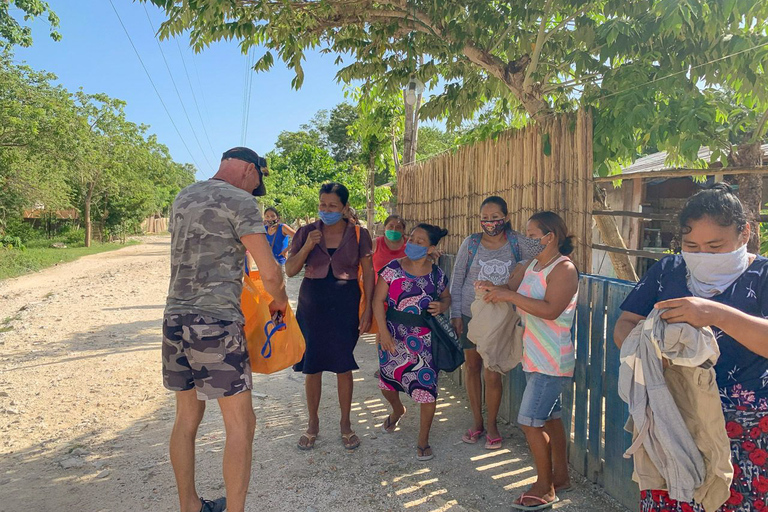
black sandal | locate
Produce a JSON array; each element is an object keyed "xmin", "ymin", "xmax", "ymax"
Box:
[
  {"xmin": 416, "ymin": 445, "xmax": 434, "ymax": 461},
  {"xmin": 199, "ymin": 497, "xmax": 226, "ymax": 512}
]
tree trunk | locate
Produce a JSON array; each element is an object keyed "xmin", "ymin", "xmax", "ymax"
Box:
[
  {"xmin": 731, "ymin": 142, "xmax": 764, "ymax": 253},
  {"xmin": 84, "ymin": 184, "xmax": 94, "ymax": 248},
  {"xmin": 594, "ymin": 185, "xmax": 638, "ymax": 281},
  {"xmin": 367, "ymin": 150, "xmax": 376, "ymax": 229},
  {"xmin": 391, "ymin": 126, "xmax": 401, "ymax": 174},
  {"xmin": 403, "ymin": 91, "xmax": 415, "ymax": 165}
]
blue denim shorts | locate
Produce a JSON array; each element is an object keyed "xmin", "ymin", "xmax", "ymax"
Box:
[{"xmin": 518, "ymin": 371, "xmax": 572, "ymax": 427}]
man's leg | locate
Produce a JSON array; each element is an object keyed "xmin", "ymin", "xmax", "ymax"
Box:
[
  {"xmin": 170, "ymin": 389, "xmax": 206, "ymax": 512},
  {"xmin": 218, "ymin": 391, "xmax": 256, "ymax": 512}
]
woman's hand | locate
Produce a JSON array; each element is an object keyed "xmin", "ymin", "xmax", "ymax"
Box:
[
  {"xmin": 379, "ymin": 331, "xmax": 397, "ymax": 355},
  {"xmin": 303, "ymin": 230, "xmax": 322, "ymax": 252},
  {"xmin": 474, "ymin": 280, "xmax": 495, "ymax": 291},
  {"xmin": 451, "ymin": 317, "xmax": 463, "ymax": 337},
  {"xmin": 428, "ymin": 299, "xmax": 448, "ymax": 316},
  {"xmin": 484, "ymin": 287, "xmax": 517, "ymax": 304},
  {"xmin": 655, "ymin": 297, "xmax": 725, "ymax": 328},
  {"xmin": 359, "ymin": 307, "xmax": 373, "ymax": 334}
]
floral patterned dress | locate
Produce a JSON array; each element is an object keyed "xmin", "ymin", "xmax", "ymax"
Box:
[
  {"xmin": 622, "ymin": 254, "xmax": 768, "ymax": 511},
  {"xmin": 378, "ymin": 260, "xmax": 447, "ymax": 404}
]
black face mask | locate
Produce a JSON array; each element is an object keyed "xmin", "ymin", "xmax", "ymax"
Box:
[
  {"xmin": 252, "ymin": 182, "xmax": 267, "ymax": 197},
  {"xmin": 252, "ymin": 170, "xmax": 267, "ymax": 196}
]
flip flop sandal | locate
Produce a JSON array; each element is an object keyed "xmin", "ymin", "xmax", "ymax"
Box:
[
  {"xmin": 297, "ymin": 432, "xmax": 317, "ymax": 451},
  {"xmin": 461, "ymin": 428, "xmax": 486, "ymax": 444},
  {"xmin": 555, "ymin": 484, "xmax": 573, "ymax": 493},
  {"xmin": 380, "ymin": 408, "xmax": 406, "ymax": 434},
  {"xmin": 416, "ymin": 445, "xmax": 434, "ymax": 461},
  {"xmin": 341, "ymin": 431, "xmax": 361, "ymax": 450},
  {"xmin": 510, "ymin": 494, "xmax": 560, "ymax": 511},
  {"xmin": 484, "ymin": 436, "xmax": 503, "ymax": 450}
]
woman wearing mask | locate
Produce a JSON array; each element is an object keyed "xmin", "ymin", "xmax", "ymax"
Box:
[
  {"xmin": 373, "ymin": 223, "xmax": 450, "ymax": 461},
  {"xmin": 264, "ymin": 207, "xmax": 296, "ymax": 268},
  {"xmin": 372, "ymin": 215, "xmax": 408, "ymax": 278},
  {"xmin": 451, "ymin": 196, "xmax": 542, "ymax": 449},
  {"xmin": 477, "ymin": 211, "xmax": 578, "ymax": 510},
  {"xmin": 286, "ymin": 183, "xmax": 374, "ymax": 451},
  {"xmin": 614, "ymin": 183, "xmax": 768, "ymax": 512}
]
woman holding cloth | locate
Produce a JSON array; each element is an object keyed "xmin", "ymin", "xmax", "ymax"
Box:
[
  {"xmin": 477, "ymin": 211, "xmax": 578, "ymax": 510},
  {"xmin": 615, "ymin": 183, "xmax": 768, "ymax": 512},
  {"xmin": 286, "ymin": 183, "xmax": 374, "ymax": 451},
  {"xmin": 451, "ymin": 196, "xmax": 542, "ymax": 449}
]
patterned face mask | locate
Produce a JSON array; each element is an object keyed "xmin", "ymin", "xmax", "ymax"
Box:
[{"xmin": 481, "ymin": 219, "xmax": 506, "ymax": 237}]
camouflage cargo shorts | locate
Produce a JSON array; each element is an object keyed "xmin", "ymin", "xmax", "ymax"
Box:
[{"xmin": 162, "ymin": 314, "xmax": 252, "ymax": 401}]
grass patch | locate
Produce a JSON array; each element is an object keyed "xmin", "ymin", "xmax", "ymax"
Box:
[
  {"xmin": 0, "ymin": 241, "xmax": 138, "ymax": 281},
  {"xmin": 0, "ymin": 313, "xmax": 21, "ymax": 333}
]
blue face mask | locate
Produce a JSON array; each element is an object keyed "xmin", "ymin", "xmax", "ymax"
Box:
[
  {"xmin": 318, "ymin": 211, "xmax": 343, "ymax": 226},
  {"xmin": 405, "ymin": 242, "xmax": 429, "ymax": 261}
]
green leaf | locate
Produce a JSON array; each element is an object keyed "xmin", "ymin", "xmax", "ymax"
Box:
[{"xmin": 542, "ymin": 133, "xmax": 551, "ymax": 156}]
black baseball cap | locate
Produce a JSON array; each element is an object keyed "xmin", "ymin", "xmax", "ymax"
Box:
[{"xmin": 221, "ymin": 147, "xmax": 268, "ymax": 174}]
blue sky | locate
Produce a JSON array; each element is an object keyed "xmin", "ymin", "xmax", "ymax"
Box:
[{"xmin": 15, "ymin": 1, "xmax": 351, "ymax": 179}]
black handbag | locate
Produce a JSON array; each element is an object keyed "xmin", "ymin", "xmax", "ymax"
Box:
[{"xmin": 424, "ymin": 265, "xmax": 465, "ymax": 373}]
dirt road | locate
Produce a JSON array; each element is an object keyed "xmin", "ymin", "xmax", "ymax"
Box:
[{"xmin": 0, "ymin": 237, "xmax": 626, "ymax": 511}]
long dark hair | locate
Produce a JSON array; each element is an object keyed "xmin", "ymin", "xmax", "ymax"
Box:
[
  {"xmin": 481, "ymin": 196, "xmax": 511, "ymax": 231},
  {"xmin": 415, "ymin": 223, "xmax": 449, "ymax": 246},
  {"xmin": 529, "ymin": 211, "xmax": 575, "ymax": 256},
  {"xmin": 679, "ymin": 182, "xmax": 747, "ymax": 235},
  {"xmin": 264, "ymin": 206, "xmax": 280, "ymax": 218}
]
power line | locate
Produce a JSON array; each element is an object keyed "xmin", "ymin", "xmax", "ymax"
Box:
[
  {"xmin": 190, "ymin": 54, "xmax": 213, "ymax": 131},
  {"xmin": 107, "ymin": 0, "xmax": 203, "ymax": 173},
  {"xmin": 243, "ymin": 51, "xmax": 256, "ymax": 145},
  {"xmin": 142, "ymin": 4, "xmax": 214, "ymax": 171},
  {"xmin": 174, "ymin": 37, "xmax": 216, "ymax": 155}
]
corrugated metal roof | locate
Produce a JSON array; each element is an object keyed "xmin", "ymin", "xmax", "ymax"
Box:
[{"xmin": 621, "ymin": 143, "xmax": 768, "ymax": 175}]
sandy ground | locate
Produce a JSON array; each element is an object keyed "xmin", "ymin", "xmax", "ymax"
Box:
[{"xmin": 0, "ymin": 236, "xmax": 627, "ymax": 512}]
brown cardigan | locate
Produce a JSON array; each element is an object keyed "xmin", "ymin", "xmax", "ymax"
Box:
[{"xmin": 290, "ymin": 220, "xmax": 373, "ymax": 280}]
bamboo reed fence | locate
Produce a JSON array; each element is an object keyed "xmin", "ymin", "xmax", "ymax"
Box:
[
  {"xmin": 397, "ymin": 111, "xmax": 593, "ymax": 270},
  {"xmin": 141, "ymin": 216, "xmax": 169, "ymax": 234}
]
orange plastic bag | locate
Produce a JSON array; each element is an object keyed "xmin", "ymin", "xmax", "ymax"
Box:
[
  {"xmin": 355, "ymin": 226, "xmax": 378, "ymax": 335},
  {"xmin": 241, "ymin": 270, "xmax": 305, "ymax": 374}
]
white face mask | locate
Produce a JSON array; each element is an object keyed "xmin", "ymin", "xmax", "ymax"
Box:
[{"xmin": 682, "ymin": 244, "xmax": 750, "ymax": 298}]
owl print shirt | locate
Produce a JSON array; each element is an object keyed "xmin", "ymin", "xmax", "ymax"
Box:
[
  {"xmin": 621, "ymin": 254, "xmax": 768, "ymax": 410},
  {"xmin": 450, "ymin": 240, "xmax": 516, "ymax": 318}
]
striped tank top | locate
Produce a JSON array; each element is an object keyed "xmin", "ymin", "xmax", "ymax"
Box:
[{"xmin": 517, "ymin": 256, "xmax": 578, "ymax": 377}]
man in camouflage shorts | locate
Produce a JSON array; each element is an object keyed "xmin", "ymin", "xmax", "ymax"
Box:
[{"xmin": 163, "ymin": 147, "xmax": 288, "ymax": 512}]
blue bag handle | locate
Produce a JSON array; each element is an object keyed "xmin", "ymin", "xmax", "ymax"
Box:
[{"xmin": 261, "ymin": 319, "xmax": 287, "ymax": 359}]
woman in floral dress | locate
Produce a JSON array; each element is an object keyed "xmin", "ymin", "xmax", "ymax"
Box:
[
  {"xmin": 615, "ymin": 184, "xmax": 768, "ymax": 512},
  {"xmin": 372, "ymin": 223, "xmax": 451, "ymax": 461}
]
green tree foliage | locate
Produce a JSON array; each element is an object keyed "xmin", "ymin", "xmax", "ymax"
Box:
[
  {"xmin": 0, "ymin": 53, "xmax": 194, "ymax": 245},
  {"xmin": 262, "ymin": 144, "xmax": 369, "ymax": 223},
  {"xmin": 147, "ymin": 0, "xmax": 768, "ymax": 173},
  {"xmin": 0, "ymin": 0, "xmax": 60, "ymax": 48}
]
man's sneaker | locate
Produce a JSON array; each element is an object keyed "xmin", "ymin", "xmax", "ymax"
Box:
[{"xmin": 199, "ymin": 497, "xmax": 226, "ymax": 512}]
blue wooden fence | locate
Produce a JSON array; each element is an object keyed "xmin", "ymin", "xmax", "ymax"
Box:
[{"xmin": 439, "ymin": 254, "xmax": 639, "ymax": 510}]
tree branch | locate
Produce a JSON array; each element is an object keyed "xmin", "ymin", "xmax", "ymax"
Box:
[
  {"xmin": 524, "ymin": 1, "xmax": 594, "ymax": 93},
  {"xmin": 750, "ymin": 108, "xmax": 768, "ymax": 145},
  {"xmin": 523, "ymin": 0, "xmax": 553, "ymax": 93}
]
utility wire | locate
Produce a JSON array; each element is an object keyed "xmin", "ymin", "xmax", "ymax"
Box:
[
  {"xmin": 243, "ymin": 50, "xmax": 256, "ymax": 145},
  {"xmin": 174, "ymin": 37, "xmax": 216, "ymax": 155},
  {"xmin": 142, "ymin": 4, "xmax": 214, "ymax": 171},
  {"xmin": 107, "ymin": 0, "xmax": 203, "ymax": 172}
]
